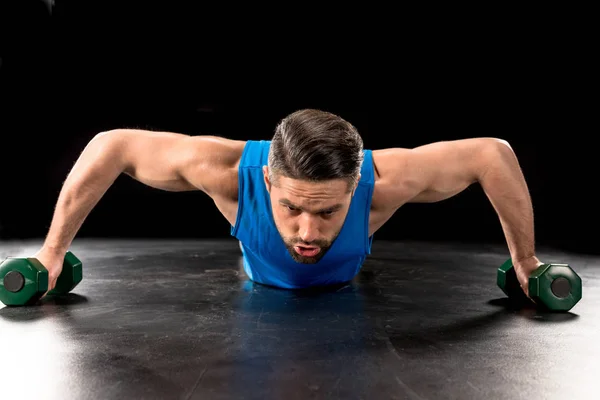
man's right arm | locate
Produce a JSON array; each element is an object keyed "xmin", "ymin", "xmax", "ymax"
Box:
[{"xmin": 35, "ymin": 129, "xmax": 244, "ymax": 289}]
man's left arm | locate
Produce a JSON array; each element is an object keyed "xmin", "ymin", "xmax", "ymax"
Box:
[{"xmin": 373, "ymin": 137, "xmax": 542, "ymax": 296}]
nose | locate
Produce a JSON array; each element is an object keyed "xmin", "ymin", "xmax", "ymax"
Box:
[{"xmin": 298, "ymin": 214, "xmax": 320, "ymax": 244}]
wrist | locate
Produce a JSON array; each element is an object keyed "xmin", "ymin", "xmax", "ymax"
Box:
[
  {"xmin": 40, "ymin": 243, "xmax": 68, "ymax": 256},
  {"xmin": 513, "ymin": 255, "xmax": 543, "ymax": 271},
  {"xmin": 514, "ymin": 254, "xmax": 537, "ymax": 263}
]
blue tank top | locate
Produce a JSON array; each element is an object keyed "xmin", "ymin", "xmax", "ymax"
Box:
[{"xmin": 230, "ymin": 140, "xmax": 375, "ymax": 289}]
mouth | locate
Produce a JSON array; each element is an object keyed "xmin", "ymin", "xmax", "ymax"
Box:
[{"xmin": 294, "ymin": 245, "xmax": 320, "ymax": 257}]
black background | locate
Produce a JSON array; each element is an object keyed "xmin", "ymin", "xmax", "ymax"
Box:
[{"xmin": 0, "ymin": 1, "xmax": 596, "ymax": 255}]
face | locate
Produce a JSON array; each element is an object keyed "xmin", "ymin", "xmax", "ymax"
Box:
[{"xmin": 263, "ymin": 166, "xmax": 358, "ymax": 264}]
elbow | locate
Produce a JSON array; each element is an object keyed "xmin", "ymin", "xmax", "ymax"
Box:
[
  {"xmin": 92, "ymin": 129, "xmax": 125, "ymax": 144},
  {"xmin": 94, "ymin": 129, "xmax": 128, "ymax": 150},
  {"xmin": 478, "ymin": 138, "xmax": 517, "ymax": 179},
  {"xmin": 490, "ymin": 137, "xmax": 513, "ymax": 153},
  {"xmin": 488, "ymin": 137, "xmax": 516, "ymax": 159},
  {"xmin": 86, "ymin": 129, "xmax": 128, "ymax": 170}
]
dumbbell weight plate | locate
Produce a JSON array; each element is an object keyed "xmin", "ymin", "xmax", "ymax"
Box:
[
  {"xmin": 529, "ymin": 263, "xmax": 582, "ymax": 312},
  {"xmin": 0, "ymin": 258, "xmax": 49, "ymax": 306},
  {"xmin": 47, "ymin": 251, "xmax": 83, "ymax": 295},
  {"xmin": 497, "ymin": 258, "xmax": 530, "ymax": 303}
]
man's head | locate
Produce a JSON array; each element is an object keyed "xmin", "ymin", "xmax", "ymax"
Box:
[{"xmin": 263, "ymin": 108, "xmax": 364, "ymax": 264}]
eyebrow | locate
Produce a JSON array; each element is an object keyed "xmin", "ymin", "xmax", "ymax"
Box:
[{"xmin": 279, "ymin": 199, "xmax": 344, "ymax": 214}]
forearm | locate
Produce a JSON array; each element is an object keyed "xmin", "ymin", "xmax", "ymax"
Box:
[
  {"xmin": 42, "ymin": 132, "xmax": 125, "ymax": 254},
  {"xmin": 478, "ymin": 141, "xmax": 536, "ymax": 262}
]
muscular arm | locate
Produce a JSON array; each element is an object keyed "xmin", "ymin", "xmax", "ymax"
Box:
[
  {"xmin": 41, "ymin": 129, "xmax": 243, "ymax": 254},
  {"xmin": 372, "ymin": 138, "xmax": 535, "ymax": 262}
]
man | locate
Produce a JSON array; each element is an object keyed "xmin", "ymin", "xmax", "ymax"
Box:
[{"xmin": 33, "ymin": 108, "xmax": 542, "ymax": 298}]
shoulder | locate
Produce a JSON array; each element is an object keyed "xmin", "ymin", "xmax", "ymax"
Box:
[
  {"xmin": 182, "ymin": 136, "xmax": 247, "ymax": 200},
  {"xmin": 370, "ymin": 147, "xmax": 419, "ymax": 211},
  {"xmin": 185, "ymin": 136, "xmax": 247, "ymax": 166}
]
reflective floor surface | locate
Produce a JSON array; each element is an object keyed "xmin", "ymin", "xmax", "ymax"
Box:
[{"xmin": 0, "ymin": 239, "xmax": 598, "ymax": 399}]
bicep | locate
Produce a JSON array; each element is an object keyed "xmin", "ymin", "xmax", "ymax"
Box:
[{"xmin": 373, "ymin": 138, "xmax": 503, "ymax": 207}]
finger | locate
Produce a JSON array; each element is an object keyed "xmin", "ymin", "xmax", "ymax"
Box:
[
  {"xmin": 42, "ymin": 279, "xmax": 57, "ymax": 298},
  {"xmin": 519, "ymin": 283, "xmax": 532, "ymax": 300},
  {"xmin": 522, "ymin": 288, "xmax": 536, "ymax": 303}
]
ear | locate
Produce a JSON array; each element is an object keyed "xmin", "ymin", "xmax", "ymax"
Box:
[{"xmin": 263, "ymin": 165, "xmax": 271, "ymax": 192}]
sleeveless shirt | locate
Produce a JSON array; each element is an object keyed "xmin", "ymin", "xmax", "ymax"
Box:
[{"xmin": 230, "ymin": 140, "xmax": 375, "ymax": 289}]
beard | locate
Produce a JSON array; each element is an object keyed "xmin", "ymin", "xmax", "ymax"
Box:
[{"xmin": 280, "ymin": 230, "xmax": 341, "ymax": 264}]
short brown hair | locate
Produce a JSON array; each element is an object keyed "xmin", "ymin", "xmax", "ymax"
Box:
[{"xmin": 268, "ymin": 109, "xmax": 364, "ymax": 191}]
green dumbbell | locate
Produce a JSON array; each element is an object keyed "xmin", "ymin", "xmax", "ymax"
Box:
[
  {"xmin": 497, "ymin": 258, "xmax": 582, "ymax": 312},
  {"xmin": 0, "ymin": 251, "xmax": 83, "ymax": 306}
]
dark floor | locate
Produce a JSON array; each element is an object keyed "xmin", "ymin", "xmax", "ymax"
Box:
[{"xmin": 0, "ymin": 239, "xmax": 598, "ymax": 400}]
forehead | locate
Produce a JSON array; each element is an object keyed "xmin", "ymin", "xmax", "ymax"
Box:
[{"xmin": 272, "ymin": 176, "xmax": 350, "ymax": 201}]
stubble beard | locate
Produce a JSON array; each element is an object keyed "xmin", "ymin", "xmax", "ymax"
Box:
[{"xmin": 280, "ymin": 229, "xmax": 341, "ymax": 264}]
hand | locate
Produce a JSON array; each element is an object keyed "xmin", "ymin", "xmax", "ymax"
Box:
[
  {"xmin": 513, "ymin": 255, "xmax": 544, "ymax": 299},
  {"xmin": 31, "ymin": 246, "xmax": 65, "ymax": 297}
]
